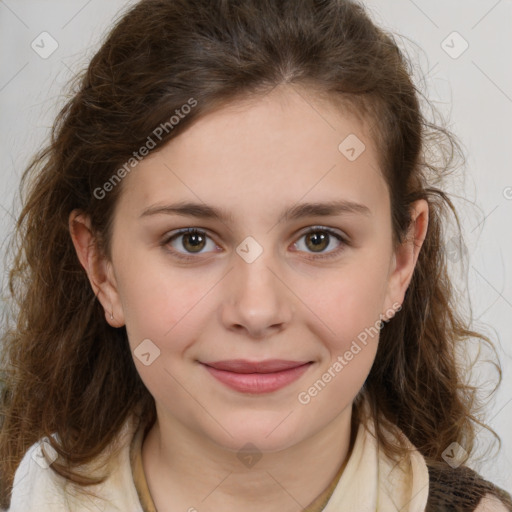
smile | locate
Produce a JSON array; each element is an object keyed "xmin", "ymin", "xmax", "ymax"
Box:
[{"xmin": 200, "ymin": 359, "xmax": 313, "ymax": 394}]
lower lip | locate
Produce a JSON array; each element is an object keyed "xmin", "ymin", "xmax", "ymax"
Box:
[{"xmin": 202, "ymin": 363, "xmax": 312, "ymax": 394}]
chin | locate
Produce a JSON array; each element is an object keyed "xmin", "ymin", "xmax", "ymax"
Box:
[{"xmin": 204, "ymin": 417, "xmax": 306, "ymax": 454}]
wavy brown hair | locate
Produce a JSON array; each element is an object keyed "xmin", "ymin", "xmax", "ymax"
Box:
[{"xmin": 0, "ymin": 0, "xmax": 509, "ymax": 508}]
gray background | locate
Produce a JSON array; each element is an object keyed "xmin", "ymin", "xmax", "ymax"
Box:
[{"xmin": 1, "ymin": 0, "xmax": 511, "ymax": 492}]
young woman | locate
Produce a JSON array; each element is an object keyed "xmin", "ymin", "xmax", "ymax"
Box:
[{"xmin": 1, "ymin": 0, "xmax": 511, "ymax": 510}]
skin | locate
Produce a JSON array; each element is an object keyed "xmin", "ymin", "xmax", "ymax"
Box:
[{"xmin": 70, "ymin": 84, "xmax": 428, "ymax": 512}]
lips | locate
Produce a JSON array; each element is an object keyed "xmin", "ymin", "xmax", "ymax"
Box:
[
  {"xmin": 200, "ymin": 359, "xmax": 313, "ymax": 394},
  {"xmin": 203, "ymin": 359, "xmax": 309, "ymax": 373}
]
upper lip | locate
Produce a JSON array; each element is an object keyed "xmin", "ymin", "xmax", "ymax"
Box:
[{"xmin": 202, "ymin": 359, "xmax": 311, "ymax": 374}]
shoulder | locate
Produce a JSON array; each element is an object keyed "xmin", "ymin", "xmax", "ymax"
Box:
[
  {"xmin": 8, "ymin": 416, "xmax": 143, "ymax": 511},
  {"xmin": 426, "ymin": 463, "xmax": 512, "ymax": 512},
  {"xmin": 8, "ymin": 439, "xmax": 67, "ymax": 511}
]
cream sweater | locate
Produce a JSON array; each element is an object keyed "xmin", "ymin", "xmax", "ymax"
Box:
[{"xmin": 6, "ymin": 409, "xmax": 506, "ymax": 511}]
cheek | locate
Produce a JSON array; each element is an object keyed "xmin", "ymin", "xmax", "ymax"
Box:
[
  {"xmin": 295, "ymin": 267, "xmax": 386, "ymax": 412},
  {"xmin": 115, "ymin": 250, "xmax": 216, "ymax": 351},
  {"xmin": 306, "ymin": 261, "xmax": 390, "ymax": 346},
  {"xmin": 116, "ymin": 262, "xmax": 218, "ymax": 402}
]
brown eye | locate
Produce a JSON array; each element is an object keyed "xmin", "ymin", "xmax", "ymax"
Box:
[
  {"xmin": 181, "ymin": 230, "xmax": 206, "ymax": 253},
  {"xmin": 293, "ymin": 227, "xmax": 347, "ymax": 259},
  {"xmin": 304, "ymin": 231, "xmax": 330, "ymax": 252},
  {"xmin": 164, "ymin": 228, "xmax": 218, "ymax": 259}
]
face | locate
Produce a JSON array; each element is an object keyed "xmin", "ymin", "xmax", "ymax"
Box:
[{"xmin": 81, "ymin": 85, "xmax": 418, "ymax": 453}]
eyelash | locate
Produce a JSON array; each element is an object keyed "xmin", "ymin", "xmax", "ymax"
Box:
[{"xmin": 161, "ymin": 226, "xmax": 349, "ymax": 262}]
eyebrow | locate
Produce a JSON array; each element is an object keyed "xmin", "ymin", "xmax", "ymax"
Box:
[{"xmin": 140, "ymin": 199, "xmax": 371, "ymax": 223}]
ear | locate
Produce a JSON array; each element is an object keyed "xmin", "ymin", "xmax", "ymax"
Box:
[
  {"xmin": 68, "ymin": 209, "xmax": 125, "ymax": 327},
  {"xmin": 383, "ymin": 199, "xmax": 429, "ymax": 318}
]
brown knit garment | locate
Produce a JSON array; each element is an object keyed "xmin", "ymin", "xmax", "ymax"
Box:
[{"xmin": 426, "ymin": 462, "xmax": 512, "ymax": 512}]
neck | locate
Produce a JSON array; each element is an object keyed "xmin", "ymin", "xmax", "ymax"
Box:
[{"xmin": 141, "ymin": 406, "xmax": 356, "ymax": 512}]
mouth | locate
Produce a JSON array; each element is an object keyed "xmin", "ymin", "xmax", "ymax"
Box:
[{"xmin": 200, "ymin": 359, "xmax": 313, "ymax": 394}]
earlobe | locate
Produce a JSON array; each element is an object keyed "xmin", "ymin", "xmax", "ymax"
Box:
[
  {"xmin": 384, "ymin": 199, "xmax": 429, "ymax": 310},
  {"xmin": 68, "ymin": 210, "xmax": 125, "ymax": 327}
]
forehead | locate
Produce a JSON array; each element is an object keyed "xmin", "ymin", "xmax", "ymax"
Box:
[{"xmin": 118, "ymin": 85, "xmax": 389, "ymax": 221}]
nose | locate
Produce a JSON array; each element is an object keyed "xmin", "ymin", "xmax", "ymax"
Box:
[{"xmin": 220, "ymin": 249, "xmax": 293, "ymax": 339}]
